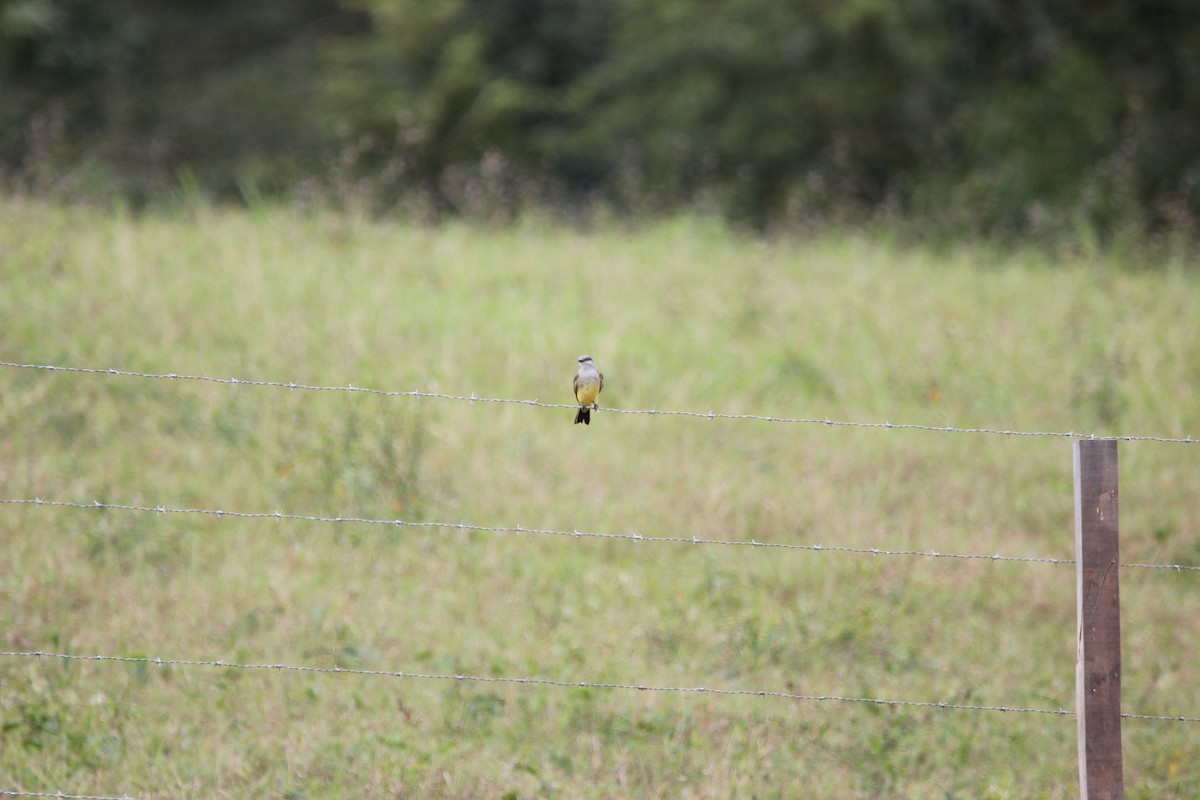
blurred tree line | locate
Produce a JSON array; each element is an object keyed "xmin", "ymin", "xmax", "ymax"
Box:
[{"xmin": 2, "ymin": 0, "xmax": 1198, "ymax": 238}]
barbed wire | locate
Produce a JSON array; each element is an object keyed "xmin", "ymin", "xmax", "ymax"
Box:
[
  {"xmin": 0, "ymin": 650, "xmax": 1071, "ymax": 717},
  {"xmin": 3, "ymin": 650, "xmax": 1196, "ymax": 723},
  {"xmin": 5, "ymin": 363, "xmax": 1196, "ymax": 800},
  {"xmin": 4, "ymin": 497, "xmax": 1198, "ymax": 572},
  {"xmin": 2, "ymin": 361, "xmax": 1197, "ymax": 444}
]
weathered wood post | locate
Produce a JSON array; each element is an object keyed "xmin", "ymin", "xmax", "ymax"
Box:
[{"xmin": 1074, "ymin": 439, "xmax": 1124, "ymax": 799}]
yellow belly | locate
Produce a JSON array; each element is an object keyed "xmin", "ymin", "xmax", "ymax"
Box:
[{"xmin": 576, "ymin": 382, "xmax": 600, "ymax": 406}]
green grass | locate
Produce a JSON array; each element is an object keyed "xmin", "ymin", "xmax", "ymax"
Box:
[{"xmin": 1, "ymin": 196, "xmax": 1198, "ymax": 798}]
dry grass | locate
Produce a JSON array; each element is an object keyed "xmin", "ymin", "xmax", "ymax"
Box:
[{"xmin": 1, "ymin": 197, "xmax": 1198, "ymax": 798}]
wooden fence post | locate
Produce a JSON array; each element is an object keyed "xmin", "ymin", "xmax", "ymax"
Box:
[{"xmin": 1074, "ymin": 439, "xmax": 1124, "ymax": 800}]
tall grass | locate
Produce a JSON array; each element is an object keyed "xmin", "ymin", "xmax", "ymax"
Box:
[{"xmin": 1, "ymin": 196, "xmax": 1198, "ymax": 798}]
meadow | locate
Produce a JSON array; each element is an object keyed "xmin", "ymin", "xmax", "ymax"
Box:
[{"xmin": 1, "ymin": 196, "xmax": 1198, "ymax": 798}]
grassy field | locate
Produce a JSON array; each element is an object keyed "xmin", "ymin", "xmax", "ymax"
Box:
[{"xmin": 1, "ymin": 195, "xmax": 1198, "ymax": 798}]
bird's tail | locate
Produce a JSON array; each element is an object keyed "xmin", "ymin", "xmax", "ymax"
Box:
[{"xmin": 575, "ymin": 407, "xmax": 590, "ymax": 425}]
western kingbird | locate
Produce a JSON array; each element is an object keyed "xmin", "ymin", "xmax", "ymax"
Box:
[{"xmin": 572, "ymin": 355, "xmax": 603, "ymax": 425}]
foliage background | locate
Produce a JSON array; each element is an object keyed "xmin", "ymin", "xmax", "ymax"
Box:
[{"xmin": 2, "ymin": 0, "xmax": 1199, "ymax": 239}]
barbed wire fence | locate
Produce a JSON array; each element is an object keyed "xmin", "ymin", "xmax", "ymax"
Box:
[
  {"xmin": 0, "ymin": 651, "xmax": 1084, "ymax": 717},
  {"xmin": 2, "ymin": 361, "xmax": 1198, "ymax": 799},
  {"xmin": 2, "ymin": 497, "xmax": 1198, "ymax": 571},
  {"xmin": 3, "ymin": 361, "xmax": 1197, "ymax": 443}
]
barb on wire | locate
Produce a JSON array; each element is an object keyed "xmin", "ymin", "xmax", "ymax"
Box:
[
  {"xmin": 2, "ymin": 361, "xmax": 1196, "ymax": 444},
  {"xmin": 0, "ymin": 650, "xmax": 1076, "ymax": 718},
  {"xmin": 5, "ymin": 496, "xmax": 1199, "ymax": 572}
]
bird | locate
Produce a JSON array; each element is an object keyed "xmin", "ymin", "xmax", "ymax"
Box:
[{"xmin": 572, "ymin": 355, "xmax": 604, "ymax": 425}]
